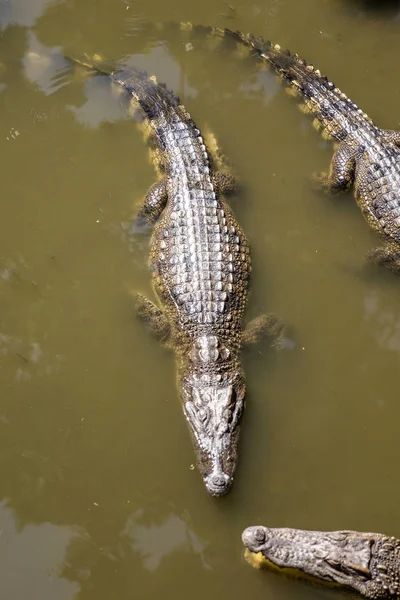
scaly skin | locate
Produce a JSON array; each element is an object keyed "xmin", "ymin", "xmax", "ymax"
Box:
[
  {"xmin": 69, "ymin": 55, "xmax": 283, "ymax": 496},
  {"xmin": 128, "ymin": 23, "xmax": 400, "ymax": 272},
  {"xmin": 200, "ymin": 26, "xmax": 400, "ymax": 273},
  {"xmin": 242, "ymin": 525, "xmax": 400, "ymax": 598}
]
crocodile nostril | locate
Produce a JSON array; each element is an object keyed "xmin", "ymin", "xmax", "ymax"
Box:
[
  {"xmin": 211, "ymin": 475, "xmax": 227, "ymax": 487},
  {"xmin": 205, "ymin": 473, "xmax": 232, "ymax": 496},
  {"xmin": 254, "ymin": 528, "xmax": 266, "ymax": 544}
]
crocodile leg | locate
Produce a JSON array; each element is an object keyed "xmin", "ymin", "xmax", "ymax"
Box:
[
  {"xmin": 136, "ymin": 178, "xmax": 168, "ymax": 226},
  {"xmin": 133, "ymin": 292, "xmax": 171, "ymax": 342},
  {"xmin": 204, "ymin": 129, "xmax": 230, "ymax": 170},
  {"xmin": 381, "ymin": 129, "xmax": 400, "ymax": 147},
  {"xmin": 242, "ymin": 314, "xmax": 285, "ymax": 347},
  {"xmin": 367, "ymin": 243, "xmax": 400, "ymax": 273},
  {"xmin": 212, "ymin": 170, "xmax": 237, "ymax": 196},
  {"xmin": 312, "ymin": 142, "xmax": 356, "ymax": 194},
  {"xmin": 203, "ymin": 129, "xmax": 237, "ymax": 196}
]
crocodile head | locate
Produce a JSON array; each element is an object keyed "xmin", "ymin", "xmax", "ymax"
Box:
[
  {"xmin": 179, "ymin": 335, "xmax": 245, "ymax": 497},
  {"xmin": 242, "ymin": 526, "xmax": 395, "ymax": 597}
]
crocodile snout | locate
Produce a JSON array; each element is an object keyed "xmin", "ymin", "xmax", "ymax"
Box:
[{"xmin": 205, "ymin": 472, "xmax": 232, "ymax": 497}]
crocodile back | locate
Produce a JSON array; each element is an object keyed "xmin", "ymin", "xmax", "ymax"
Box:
[
  {"xmin": 151, "ymin": 178, "xmax": 250, "ymax": 340},
  {"xmin": 150, "ymin": 107, "xmax": 251, "ymax": 337},
  {"xmin": 356, "ymin": 141, "xmax": 400, "ymax": 244},
  {"xmin": 68, "ymin": 55, "xmax": 251, "ymax": 342}
]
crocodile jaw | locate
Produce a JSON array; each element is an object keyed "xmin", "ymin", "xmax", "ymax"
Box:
[
  {"xmin": 182, "ymin": 379, "xmax": 244, "ymax": 497},
  {"xmin": 242, "ymin": 526, "xmax": 376, "ymax": 594}
]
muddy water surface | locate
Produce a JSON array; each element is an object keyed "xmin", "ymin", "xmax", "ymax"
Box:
[{"xmin": 1, "ymin": 0, "xmax": 400, "ymax": 599}]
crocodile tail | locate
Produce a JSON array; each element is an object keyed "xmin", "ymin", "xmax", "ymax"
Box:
[
  {"xmin": 111, "ymin": 69, "xmax": 181, "ymax": 122},
  {"xmin": 222, "ymin": 29, "xmax": 331, "ymax": 92},
  {"xmin": 67, "ymin": 53, "xmax": 181, "ymax": 121},
  {"xmin": 66, "ymin": 53, "xmax": 199, "ymax": 173},
  {"xmin": 222, "ymin": 28, "xmax": 373, "ymax": 137},
  {"xmin": 124, "ymin": 19, "xmax": 231, "ymax": 52},
  {"xmin": 122, "ymin": 21, "xmax": 371, "ymax": 136}
]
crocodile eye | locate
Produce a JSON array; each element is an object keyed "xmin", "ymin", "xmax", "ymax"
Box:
[
  {"xmin": 217, "ymin": 419, "xmax": 229, "ymax": 434},
  {"xmin": 222, "ymin": 408, "xmax": 232, "ymax": 421},
  {"xmin": 254, "ymin": 528, "xmax": 266, "ymax": 544},
  {"xmin": 198, "ymin": 408, "xmax": 208, "ymax": 423}
]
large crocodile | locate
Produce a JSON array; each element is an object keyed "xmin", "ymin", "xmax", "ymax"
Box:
[
  {"xmin": 205, "ymin": 27, "xmax": 400, "ymax": 274},
  {"xmin": 68, "ymin": 55, "xmax": 283, "ymax": 496},
  {"xmin": 242, "ymin": 525, "xmax": 400, "ymax": 598}
]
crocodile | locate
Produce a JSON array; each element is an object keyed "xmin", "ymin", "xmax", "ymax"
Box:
[
  {"xmin": 242, "ymin": 525, "xmax": 400, "ymax": 598},
  {"xmin": 68, "ymin": 55, "xmax": 283, "ymax": 496},
  {"xmin": 201, "ymin": 26, "xmax": 400, "ymax": 274}
]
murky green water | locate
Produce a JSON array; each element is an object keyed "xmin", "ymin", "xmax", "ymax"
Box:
[{"xmin": 1, "ymin": 0, "xmax": 400, "ymax": 598}]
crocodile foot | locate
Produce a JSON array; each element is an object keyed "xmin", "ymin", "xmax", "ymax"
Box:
[
  {"xmin": 368, "ymin": 244, "xmax": 400, "ymax": 274},
  {"xmin": 242, "ymin": 313, "xmax": 286, "ymax": 347},
  {"xmin": 311, "ymin": 171, "xmax": 352, "ymax": 195},
  {"xmin": 212, "ymin": 170, "xmax": 237, "ymax": 196},
  {"xmin": 133, "ymin": 292, "xmax": 170, "ymax": 342}
]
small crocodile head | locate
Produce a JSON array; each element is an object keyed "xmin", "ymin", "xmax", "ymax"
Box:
[
  {"xmin": 241, "ymin": 526, "xmax": 389, "ymax": 597},
  {"xmin": 179, "ymin": 335, "xmax": 245, "ymax": 497}
]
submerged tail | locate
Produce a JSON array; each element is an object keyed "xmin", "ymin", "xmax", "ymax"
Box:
[
  {"xmin": 66, "ymin": 53, "xmax": 181, "ymax": 122},
  {"xmin": 125, "ymin": 22, "xmax": 373, "ymax": 140},
  {"xmin": 221, "ymin": 28, "xmax": 373, "ymax": 138},
  {"xmin": 66, "ymin": 52, "xmax": 204, "ymax": 173}
]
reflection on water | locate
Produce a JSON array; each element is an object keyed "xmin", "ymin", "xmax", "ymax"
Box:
[
  {"xmin": 23, "ymin": 31, "xmax": 66, "ymax": 96},
  {"xmin": 121, "ymin": 508, "xmax": 210, "ymax": 571},
  {"xmin": 0, "ymin": 500, "xmax": 80, "ymax": 600},
  {"xmin": 63, "ymin": 45, "xmax": 198, "ymax": 129},
  {"xmin": 1, "ymin": 0, "xmax": 400, "ymax": 600},
  {"xmin": 0, "ymin": 0, "xmax": 55, "ymax": 27},
  {"xmin": 364, "ymin": 288, "xmax": 400, "ymax": 352},
  {"xmin": 0, "ymin": 331, "xmax": 63, "ymax": 382},
  {"xmin": 238, "ymin": 70, "xmax": 279, "ymax": 104}
]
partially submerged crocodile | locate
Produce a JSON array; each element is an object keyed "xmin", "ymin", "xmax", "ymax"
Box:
[
  {"xmin": 133, "ymin": 22, "xmax": 400, "ymax": 271},
  {"xmin": 242, "ymin": 525, "xmax": 400, "ymax": 598},
  {"xmin": 210, "ymin": 27, "xmax": 400, "ymax": 273},
  {"xmin": 68, "ymin": 55, "xmax": 283, "ymax": 496}
]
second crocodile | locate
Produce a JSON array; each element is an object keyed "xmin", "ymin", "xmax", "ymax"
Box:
[
  {"xmin": 68, "ymin": 54, "xmax": 283, "ymax": 496},
  {"xmin": 219, "ymin": 28, "xmax": 400, "ymax": 273},
  {"xmin": 242, "ymin": 524, "xmax": 400, "ymax": 598}
]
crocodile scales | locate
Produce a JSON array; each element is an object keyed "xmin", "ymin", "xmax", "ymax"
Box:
[
  {"xmin": 167, "ymin": 23, "xmax": 400, "ymax": 273},
  {"xmin": 215, "ymin": 28, "xmax": 400, "ymax": 272},
  {"xmin": 242, "ymin": 525, "xmax": 400, "ymax": 598},
  {"xmin": 68, "ymin": 55, "xmax": 283, "ymax": 496}
]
